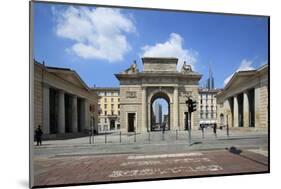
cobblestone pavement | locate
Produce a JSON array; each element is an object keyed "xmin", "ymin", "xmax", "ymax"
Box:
[{"xmin": 33, "ymin": 149, "xmax": 268, "ymax": 187}]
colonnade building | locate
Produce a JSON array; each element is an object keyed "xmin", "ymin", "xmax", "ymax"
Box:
[
  {"xmin": 216, "ymin": 64, "xmax": 268, "ymax": 130},
  {"xmin": 33, "ymin": 61, "xmax": 99, "ymax": 139}
]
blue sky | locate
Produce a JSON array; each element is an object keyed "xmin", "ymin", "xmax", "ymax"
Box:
[{"xmin": 33, "ymin": 2, "xmax": 268, "ymax": 88}]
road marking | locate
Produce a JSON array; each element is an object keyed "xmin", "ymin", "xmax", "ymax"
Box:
[
  {"xmin": 108, "ymin": 164, "xmax": 223, "ymax": 178},
  {"xmin": 127, "ymin": 152, "xmax": 203, "ymax": 160},
  {"xmin": 121, "ymin": 157, "xmax": 211, "ymax": 166}
]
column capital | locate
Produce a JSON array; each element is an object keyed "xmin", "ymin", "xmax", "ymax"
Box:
[
  {"xmin": 141, "ymin": 85, "xmax": 147, "ymax": 89},
  {"xmin": 58, "ymin": 89, "xmax": 65, "ymax": 95}
]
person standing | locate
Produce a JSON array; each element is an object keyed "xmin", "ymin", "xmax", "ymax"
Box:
[
  {"xmin": 35, "ymin": 125, "xmax": 43, "ymax": 146},
  {"xmin": 213, "ymin": 123, "xmax": 217, "ymax": 138}
]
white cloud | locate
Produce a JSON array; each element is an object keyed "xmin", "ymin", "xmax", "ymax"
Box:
[
  {"xmin": 53, "ymin": 6, "xmax": 136, "ymax": 62},
  {"xmin": 224, "ymin": 59, "xmax": 255, "ymax": 86},
  {"xmin": 141, "ymin": 33, "xmax": 198, "ymax": 71}
]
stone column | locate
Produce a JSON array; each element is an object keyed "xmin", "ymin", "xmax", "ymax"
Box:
[
  {"xmin": 42, "ymin": 85, "xmax": 50, "ymax": 134},
  {"xmin": 147, "ymin": 102, "xmax": 151, "ymax": 131},
  {"xmin": 72, "ymin": 96, "xmax": 78, "ymax": 133},
  {"xmin": 80, "ymin": 99, "xmax": 88, "ymax": 132},
  {"xmin": 254, "ymin": 87, "xmax": 260, "ymax": 128},
  {"xmin": 142, "ymin": 87, "xmax": 147, "ymax": 132},
  {"xmin": 243, "ymin": 92, "xmax": 249, "ymax": 128},
  {"xmin": 173, "ymin": 87, "xmax": 179, "ymax": 129},
  {"xmin": 233, "ymin": 95, "xmax": 239, "ymax": 127},
  {"xmin": 58, "ymin": 90, "xmax": 65, "ymax": 134}
]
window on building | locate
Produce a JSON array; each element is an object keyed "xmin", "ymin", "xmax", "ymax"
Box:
[
  {"xmin": 211, "ymin": 99, "xmax": 213, "ymax": 104},
  {"xmin": 200, "ymin": 99, "xmax": 203, "ymax": 104},
  {"xmin": 104, "ymin": 104, "xmax": 107, "ymax": 109},
  {"xmin": 118, "ymin": 111, "xmax": 120, "ymax": 116},
  {"xmin": 200, "ymin": 113, "xmax": 203, "ymax": 119},
  {"xmin": 200, "ymin": 105, "xmax": 203, "ymax": 110},
  {"xmin": 105, "ymin": 118, "xmax": 107, "ymax": 123},
  {"xmin": 118, "ymin": 98, "xmax": 120, "ymax": 102},
  {"xmin": 111, "ymin": 104, "xmax": 114, "ymax": 109},
  {"xmin": 211, "ymin": 113, "xmax": 214, "ymax": 119},
  {"xmin": 111, "ymin": 98, "xmax": 114, "ymax": 102},
  {"xmin": 104, "ymin": 92, "xmax": 107, "ymax": 96},
  {"xmin": 104, "ymin": 98, "xmax": 107, "ymax": 102},
  {"xmin": 206, "ymin": 113, "xmax": 208, "ymax": 119},
  {"xmin": 104, "ymin": 111, "xmax": 107, "ymax": 115},
  {"xmin": 111, "ymin": 111, "xmax": 114, "ymax": 115},
  {"xmin": 118, "ymin": 104, "xmax": 120, "ymax": 109},
  {"xmin": 98, "ymin": 118, "xmax": 100, "ymax": 123}
]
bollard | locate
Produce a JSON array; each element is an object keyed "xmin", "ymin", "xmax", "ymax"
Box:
[
  {"xmin": 227, "ymin": 124, "xmax": 229, "ymax": 137},
  {"xmin": 89, "ymin": 132, "xmax": 91, "ymax": 144},
  {"xmin": 134, "ymin": 131, "xmax": 136, "ymax": 142},
  {"xmin": 120, "ymin": 131, "xmax": 122, "ymax": 143},
  {"xmin": 176, "ymin": 130, "xmax": 178, "ymax": 140},
  {"xmin": 162, "ymin": 131, "xmax": 164, "ymax": 141},
  {"xmin": 92, "ymin": 133, "xmax": 95, "ymax": 144},
  {"xmin": 105, "ymin": 133, "xmax": 107, "ymax": 144},
  {"xmin": 226, "ymin": 115, "xmax": 229, "ymax": 137},
  {"xmin": 202, "ymin": 128, "xmax": 204, "ymax": 139}
]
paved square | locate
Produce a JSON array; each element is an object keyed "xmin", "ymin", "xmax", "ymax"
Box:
[{"xmin": 33, "ymin": 149, "xmax": 268, "ymax": 187}]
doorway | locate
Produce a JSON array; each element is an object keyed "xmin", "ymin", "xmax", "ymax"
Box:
[
  {"xmin": 110, "ymin": 119, "xmax": 115, "ymax": 130},
  {"xmin": 128, "ymin": 113, "xmax": 135, "ymax": 132}
]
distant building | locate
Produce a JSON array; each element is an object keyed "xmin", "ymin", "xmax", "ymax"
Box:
[
  {"xmin": 154, "ymin": 102, "xmax": 162, "ymax": 124},
  {"xmin": 163, "ymin": 114, "xmax": 169, "ymax": 128},
  {"xmin": 205, "ymin": 65, "xmax": 215, "ymax": 89},
  {"xmin": 198, "ymin": 88, "xmax": 221, "ymax": 128},
  {"xmin": 91, "ymin": 87, "xmax": 120, "ymax": 133}
]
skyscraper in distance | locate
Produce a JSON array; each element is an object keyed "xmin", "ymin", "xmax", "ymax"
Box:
[{"xmin": 206, "ymin": 64, "xmax": 215, "ymax": 89}]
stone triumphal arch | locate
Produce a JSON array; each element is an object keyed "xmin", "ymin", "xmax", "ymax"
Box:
[{"xmin": 115, "ymin": 57, "xmax": 202, "ymax": 133}]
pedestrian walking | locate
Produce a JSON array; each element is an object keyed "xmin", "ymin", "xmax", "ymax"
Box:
[
  {"xmin": 213, "ymin": 123, "xmax": 217, "ymax": 138},
  {"xmin": 35, "ymin": 125, "xmax": 43, "ymax": 146}
]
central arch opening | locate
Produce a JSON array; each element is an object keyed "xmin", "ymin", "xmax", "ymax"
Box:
[{"xmin": 150, "ymin": 92, "xmax": 170, "ymax": 131}]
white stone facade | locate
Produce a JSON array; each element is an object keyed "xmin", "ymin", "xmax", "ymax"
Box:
[
  {"xmin": 216, "ymin": 64, "xmax": 268, "ymax": 130},
  {"xmin": 33, "ymin": 61, "xmax": 99, "ymax": 139},
  {"xmin": 198, "ymin": 88, "xmax": 221, "ymax": 127},
  {"xmin": 115, "ymin": 58, "xmax": 202, "ymax": 133}
]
